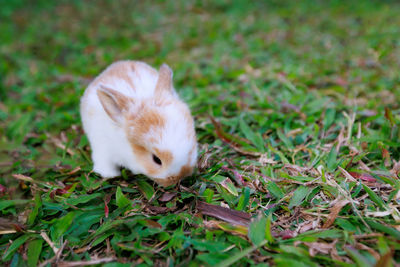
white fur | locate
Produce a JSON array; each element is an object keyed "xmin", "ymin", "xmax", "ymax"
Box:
[{"xmin": 80, "ymin": 60, "xmax": 197, "ymax": 183}]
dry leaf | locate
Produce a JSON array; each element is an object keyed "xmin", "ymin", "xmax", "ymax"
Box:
[
  {"xmin": 297, "ymin": 221, "xmax": 316, "ymax": 233},
  {"xmin": 12, "ymin": 174, "xmax": 35, "ymax": 183},
  {"xmin": 348, "ymin": 171, "xmax": 376, "ymax": 182},
  {"xmin": 158, "ymin": 192, "xmax": 177, "ymax": 202},
  {"xmin": 304, "ymin": 241, "xmax": 336, "ymax": 257},
  {"xmin": 390, "ymin": 160, "xmax": 400, "ymax": 176},
  {"xmin": 338, "ymin": 167, "xmax": 357, "ymax": 182},
  {"xmin": 322, "ymin": 199, "xmax": 350, "ymax": 228},
  {"xmin": 197, "ymin": 201, "xmax": 251, "ymax": 226},
  {"xmin": 203, "ymin": 220, "xmax": 248, "ymax": 236},
  {"xmin": 374, "ymin": 250, "xmax": 393, "ymax": 267},
  {"xmin": 354, "ymin": 242, "xmax": 380, "ymax": 260},
  {"xmin": 57, "ymin": 257, "xmax": 115, "ymax": 267}
]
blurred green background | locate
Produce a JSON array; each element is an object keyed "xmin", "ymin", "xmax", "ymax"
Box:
[{"xmin": 1, "ymin": 0, "xmax": 400, "ymax": 266}]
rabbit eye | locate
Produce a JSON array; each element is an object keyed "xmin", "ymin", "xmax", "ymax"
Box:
[{"xmin": 152, "ymin": 154, "xmax": 162, "ymax": 165}]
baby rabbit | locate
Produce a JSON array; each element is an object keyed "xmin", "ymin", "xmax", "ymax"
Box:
[{"xmin": 80, "ymin": 61, "xmax": 197, "ymax": 187}]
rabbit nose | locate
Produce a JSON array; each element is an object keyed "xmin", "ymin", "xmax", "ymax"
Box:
[{"xmin": 152, "ymin": 176, "xmax": 181, "ymax": 187}]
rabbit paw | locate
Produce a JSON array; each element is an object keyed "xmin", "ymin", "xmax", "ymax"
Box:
[{"xmin": 93, "ymin": 164, "xmax": 120, "ymax": 178}]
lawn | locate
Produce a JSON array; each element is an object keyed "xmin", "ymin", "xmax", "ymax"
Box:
[{"xmin": 1, "ymin": 0, "xmax": 400, "ymax": 266}]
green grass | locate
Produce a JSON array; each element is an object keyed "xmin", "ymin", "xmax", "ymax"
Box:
[{"xmin": 1, "ymin": 0, "xmax": 400, "ymax": 266}]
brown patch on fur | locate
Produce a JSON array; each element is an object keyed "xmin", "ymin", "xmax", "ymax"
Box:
[
  {"xmin": 153, "ymin": 176, "xmax": 181, "ymax": 187},
  {"xmin": 127, "ymin": 106, "xmax": 166, "ymax": 141},
  {"xmin": 177, "ymin": 164, "xmax": 194, "ymax": 178},
  {"xmin": 101, "ymin": 61, "xmax": 136, "ymax": 90},
  {"xmin": 90, "ymin": 61, "xmax": 159, "ymax": 92},
  {"xmin": 154, "ymin": 96, "xmax": 175, "ymax": 106}
]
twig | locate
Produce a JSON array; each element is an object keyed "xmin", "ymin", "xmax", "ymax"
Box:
[
  {"xmin": 38, "ymin": 240, "xmax": 67, "ymax": 267},
  {"xmin": 40, "ymin": 231, "xmax": 59, "ymax": 255}
]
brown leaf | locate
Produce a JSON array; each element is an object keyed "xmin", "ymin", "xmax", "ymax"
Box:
[
  {"xmin": 229, "ymin": 145, "xmax": 262, "ymax": 157},
  {"xmin": 158, "ymin": 192, "xmax": 177, "ymax": 202},
  {"xmin": 209, "ymin": 116, "xmax": 261, "ymax": 157},
  {"xmin": 197, "ymin": 201, "xmax": 251, "ymax": 226},
  {"xmin": 297, "ymin": 221, "xmax": 316, "ymax": 233},
  {"xmin": 57, "ymin": 257, "xmax": 115, "ymax": 267},
  {"xmin": 63, "ymin": 166, "xmax": 81, "ymax": 175},
  {"xmin": 305, "ymin": 241, "xmax": 336, "ymax": 257},
  {"xmin": 197, "ymin": 144, "xmax": 214, "ymax": 171},
  {"xmin": 12, "ymin": 223, "xmax": 25, "ymax": 232},
  {"xmin": 353, "ymin": 233, "xmax": 383, "ymax": 239},
  {"xmin": 209, "ymin": 116, "xmax": 237, "ymax": 144},
  {"xmin": 358, "ymin": 161, "xmax": 371, "ymax": 171},
  {"xmin": 48, "ymin": 135, "xmax": 75, "ymax": 156},
  {"xmin": 56, "ymin": 184, "xmax": 73, "ymax": 195},
  {"xmin": 382, "ymin": 148, "xmax": 391, "ymax": 167},
  {"xmin": 219, "ymin": 178, "xmax": 238, "ymax": 196},
  {"xmin": 12, "ymin": 174, "xmax": 35, "ymax": 183},
  {"xmin": 142, "ymin": 219, "xmax": 162, "ymax": 229},
  {"xmin": 278, "ymin": 229, "xmax": 296, "ymax": 240},
  {"xmin": 354, "ymin": 242, "xmax": 380, "ymax": 261},
  {"xmin": 338, "ymin": 167, "xmax": 357, "ymax": 182},
  {"xmin": 144, "ymin": 205, "xmax": 170, "ymax": 215},
  {"xmin": 221, "ymin": 166, "xmax": 246, "ymax": 186},
  {"xmin": 390, "ymin": 161, "xmax": 400, "ymax": 176},
  {"xmin": 322, "ymin": 199, "xmax": 350, "ymax": 228},
  {"xmin": 374, "ymin": 250, "xmax": 393, "ymax": 267},
  {"xmin": 203, "ymin": 220, "xmax": 248, "ymax": 236},
  {"xmin": 73, "ymin": 246, "xmax": 90, "ymax": 254},
  {"xmin": 330, "ymin": 243, "xmax": 343, "ymax": 262},
  {"xmin": 284, "ymin": 164, "xmax": 314, "ymax": 176},
  {"xmin": 384, "ymin": 107, "xmax": 395, "ymax": 126},
  {"xmin": 348, "ymin": 172, "xmax": 376, "ymax": 183},
  {"xmin": 50, "ymin": 184, "xmax": 73, "ymax": 199},
  {"xmin": 305, "ymin": 239, "xmax": 343, "ymax": 261},
  {"xmin": 0, "ymin": 218, "xmax": 23, "ymax": 232}
]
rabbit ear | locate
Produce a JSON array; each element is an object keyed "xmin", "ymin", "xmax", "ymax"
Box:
[
  {"xmin": 97, "ymin": 85, "xmax": 131, "ymax": 124},
  {"xmin": 155, "ymin": 63, "xmax": 174, "ymax": 95}
]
